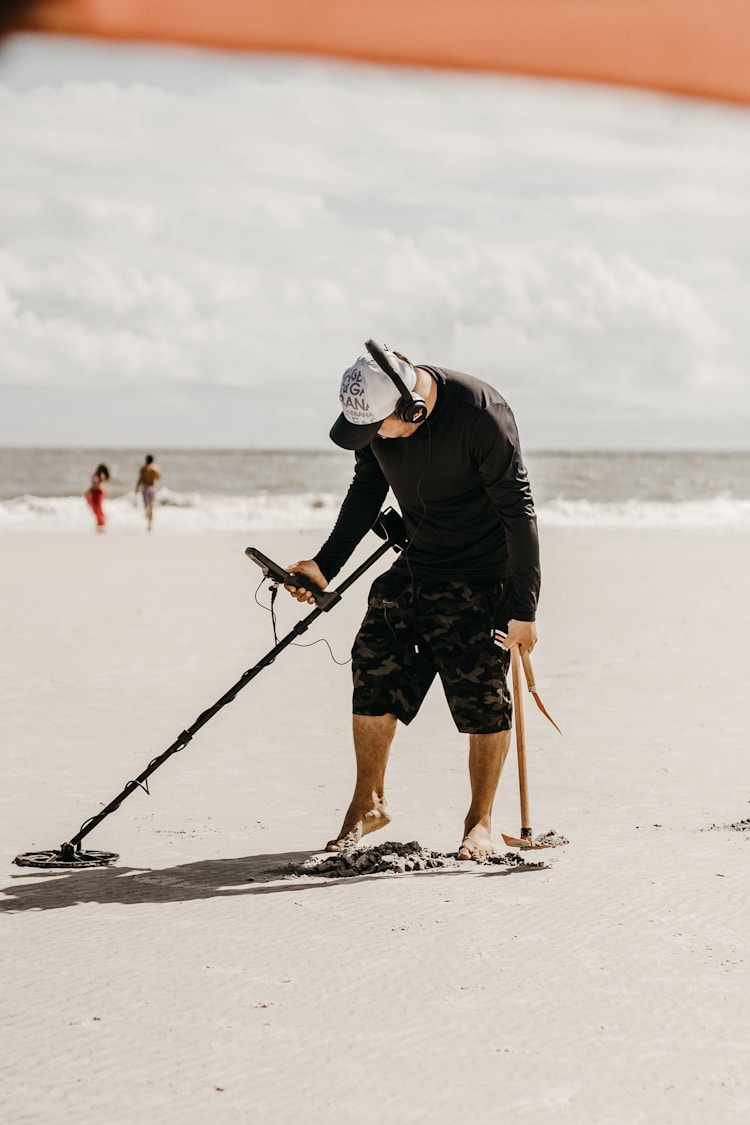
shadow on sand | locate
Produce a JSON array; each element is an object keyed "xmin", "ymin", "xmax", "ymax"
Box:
[{"xmin": 1, "ymin": 848, "xmax": 542, "ymax": 912}]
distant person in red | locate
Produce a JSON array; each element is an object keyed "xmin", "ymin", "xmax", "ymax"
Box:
[
  {"xmin": 85, "ymin": 463, "xmax": 110, "ymax": 532},
  {"xmin": 135, "ymin": 454, "xmax": 161, "ymax": 531}
]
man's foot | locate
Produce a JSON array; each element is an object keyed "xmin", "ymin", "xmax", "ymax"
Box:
[
  {"xmin": 325, "ymin": 801, "xmax": 391, "ymax": 852},
  {"xmin": 457, "ymin": 823, "xmax": 496, "ymax": 861}
]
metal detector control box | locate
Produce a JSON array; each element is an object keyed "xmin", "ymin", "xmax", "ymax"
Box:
[{"xmin": 245, "ymin": 548, "xmax": 340, "ymax": 610}]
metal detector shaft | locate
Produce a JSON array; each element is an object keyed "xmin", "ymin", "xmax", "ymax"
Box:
[{"xmin": 63, "ymin": 513, "xmax": 403, "ymax": 855}]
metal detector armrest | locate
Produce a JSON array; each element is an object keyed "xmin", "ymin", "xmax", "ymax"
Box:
[
  {"xmin": 245, "ymin": 547, "xmax": 340, "ymax": 610},
  {"xmin": 372, "ymin": 506, "xmax": 407, "ymax": 550}
]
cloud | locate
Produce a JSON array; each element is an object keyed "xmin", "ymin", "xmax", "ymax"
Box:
[{"xmin": 1, "ymin": 43, "xmax": 750, "ymax": 447}]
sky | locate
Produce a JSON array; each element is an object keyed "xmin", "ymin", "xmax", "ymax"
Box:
[{"xmin": 1, "ymin": 32, "xmax": 750, "ymax": 450}]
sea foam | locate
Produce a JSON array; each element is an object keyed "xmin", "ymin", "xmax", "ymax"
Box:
[{"xmin": 2, "ymin": 490, "xmax": 750, "ymax": 533}]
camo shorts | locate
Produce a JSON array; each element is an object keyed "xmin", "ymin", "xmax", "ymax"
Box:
[{"xmin": 351, "ymin": 570, "xmax": 513, "ymax": 734}]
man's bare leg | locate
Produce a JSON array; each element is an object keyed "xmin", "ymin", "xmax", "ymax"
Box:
[
  {"xmin": 325, "ymin": 713, "xmax": 396, "ymax": 851},
  {"xmin": 458, "ymin": 730, "xmax": 512, "ymax": 860}
]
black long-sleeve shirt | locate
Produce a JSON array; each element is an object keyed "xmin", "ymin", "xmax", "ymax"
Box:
[{"xmin": 314, "ymin": 366, "xmax": 541, "ymax": 621}]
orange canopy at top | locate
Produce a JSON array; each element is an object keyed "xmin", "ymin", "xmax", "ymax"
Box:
[{"xmin": 14, "ymin": 0, "xmax": 750, "ymax": 106}]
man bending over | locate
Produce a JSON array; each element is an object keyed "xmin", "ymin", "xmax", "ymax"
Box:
[{"xmin": 286, "ymin": 342, "xmax": 540, "ymax": 860}]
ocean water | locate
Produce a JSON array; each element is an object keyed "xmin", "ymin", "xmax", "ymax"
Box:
[{"xmin": 1, "ymin": 448, "xmax": 750, "ymax": 533}]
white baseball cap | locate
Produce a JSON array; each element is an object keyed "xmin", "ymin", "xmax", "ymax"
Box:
[{"xmin": 329, "ymin": 348, "xmax": 417, "ymax": 450}]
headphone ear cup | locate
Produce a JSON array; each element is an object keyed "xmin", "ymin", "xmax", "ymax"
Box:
[{"xmin": 398, "ymin": 395, "xmax": 427, "ymax": 424}]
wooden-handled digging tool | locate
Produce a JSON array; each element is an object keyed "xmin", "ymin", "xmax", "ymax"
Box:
[{"xmin": 501, "ymin": 644, "xmax": 562, "ymax": 851}]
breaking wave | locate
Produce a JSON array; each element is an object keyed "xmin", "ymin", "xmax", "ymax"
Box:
[{"xmin": 2, "ymin": 489, "xmax": 750, "ymax": 533}]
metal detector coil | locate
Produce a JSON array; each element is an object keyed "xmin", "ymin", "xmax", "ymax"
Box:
[
  {"xmin": 14, "ymin": 848, "xmax": 119, "ymax": 869},
  {"xmin": 14, "ymin": 509, "xmax": 406, "ymax": 870}
]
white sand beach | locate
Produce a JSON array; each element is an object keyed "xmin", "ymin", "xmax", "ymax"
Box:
[{"xmin": 3, "ymin": 527, "xmax": 750, "ymax": 1123}]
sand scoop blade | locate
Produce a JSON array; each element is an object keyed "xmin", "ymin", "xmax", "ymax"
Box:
[
  {"xmin": 502, "ymin": 834, "xmax": 550, "ymax": 851},
  {"xmin": 501, "ymin": 831, "xmax": 560, "ymax": 851}
]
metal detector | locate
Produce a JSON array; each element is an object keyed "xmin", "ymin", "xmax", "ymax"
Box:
[{"xmin": 14, "ymin": 508, "xmax": 406, "ymax": 870}]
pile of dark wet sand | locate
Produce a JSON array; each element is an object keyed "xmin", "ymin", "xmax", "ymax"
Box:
[
  {"xmin": 708, "ymin": 817, "xmax": 750, "ymax": 834},
  {"xmin": 531, "ymin": 829, "xmax": 570, "ymax": 847},
  {"xmin": 279, "ymin": 839, "xmax": 550, "ymax": 879}
]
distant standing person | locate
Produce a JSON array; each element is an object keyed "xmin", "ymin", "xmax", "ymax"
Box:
[
  {"xmin": 135, "ymin": 454, "xmax": 161, "ymax": 531},
  {"xmin": 85, "ymin": 463, "xmax": 110, "ymax": 533}
]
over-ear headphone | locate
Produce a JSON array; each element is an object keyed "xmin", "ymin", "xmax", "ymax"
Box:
[{"xmin": 365, "ymin": 339, "xmax": 428, "ymax": 426}]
